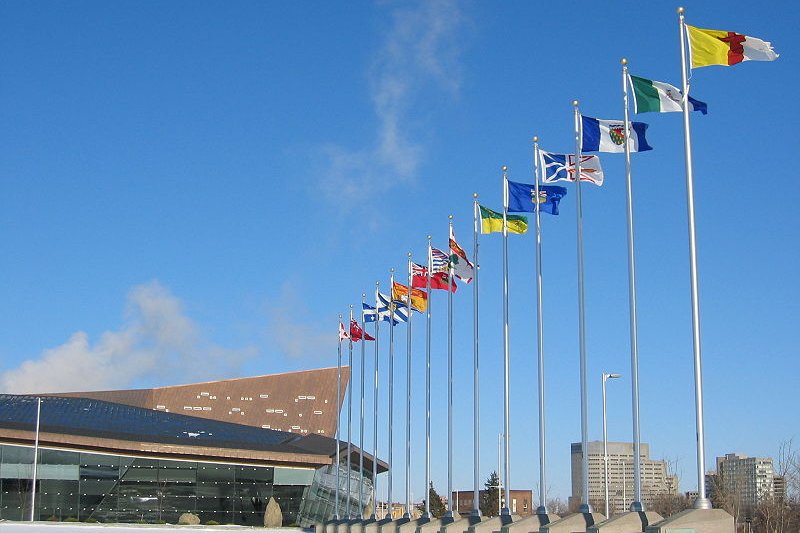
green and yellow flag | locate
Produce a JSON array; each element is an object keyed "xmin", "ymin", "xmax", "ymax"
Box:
[{"xmin": 479, "ymin": 205, "xmax": 528, "ymax": 235}]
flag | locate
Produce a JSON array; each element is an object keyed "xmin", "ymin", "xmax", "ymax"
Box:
[
  {"xmin": 392, "ymin": 281, "xmax": 428, "ymax": 313},
  {"xmin": 430, "ymin": 247, "xmax": 450, "ymax": 274},
  {"xmin": 338, "ymin": 322, "xmax": 350, "ymax": 341},
  {"xmin": 687, "ymin": 25, "xmax": 778, "ymax": 68},
  {"xmin": 506, "ymin": 181, "xmax": 568, "ymax": 215},
  {"xmin": 629, "ymin": 75, "xmax": 707, "ymax": 115},
  {"xmin": 412, "ymin": 263, "xmax": 457, "ymax": 292},
  {"xmin": 350, "ymin": 319, "xmax": 375, "ymax": 341},
  {"xmin": 363, "ymin": 302, "xmax": 379, "ymax": 323},
  {"xmin": 479, "ymin": 205, "xmax": 528, "ymax": 234},
  {"xmin": 377, "ymin": 292, "xmax": 409, "ymax": 323},
  {"xmin": 539, "ymin": 151, "xmax": 604, "ymax": 186},
  {"xmin": 581, "ymin": 116, "xmax": 653, "ymax": 153},
  {"xmin": 449, "ymin": 226, "xmax": 474, "ymax": 284}
]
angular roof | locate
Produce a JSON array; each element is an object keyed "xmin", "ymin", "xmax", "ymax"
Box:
[
  {"xmin": 52, "ymin": 366, "xmax": 350, "ymax": 437},
  {"xmin": 0, "ymin": 394, "xmax": 387, "ymax": 473}
]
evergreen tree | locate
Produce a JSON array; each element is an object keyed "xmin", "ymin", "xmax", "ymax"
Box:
[
  {"xmin": 417, "ymin": 482, "xmax": 448, "ymax": 519},
  {"xmin": 480, "ymin": 471, "xmax": 501, "ymax": 517}
]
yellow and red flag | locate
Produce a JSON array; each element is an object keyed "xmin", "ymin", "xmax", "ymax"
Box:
[
  {"xmin": 391, "ymin": 281, "xmax": 428, "ymax": 313},
  {"xmin": 687, "ymin": 25, "xmax": 778, "ymax": 68}
]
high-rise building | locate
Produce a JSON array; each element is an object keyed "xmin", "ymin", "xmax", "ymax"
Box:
[
  {"xmin": 712, "ymin": 453, "xmax": 778, "ymax": 508},
  {"xmin": 570, "ymin": 441, "xmax": 677, "ymax": 515}
]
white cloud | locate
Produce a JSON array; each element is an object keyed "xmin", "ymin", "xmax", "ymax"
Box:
[
  {"xmin": 319, "ymin": 0, "xmax": 465, "ymax": 206},
  {"xmin": 0, "ymin": 281, "xmax": 254, "ymax": 394},
  {"xmin": 266, "ymin": 282, "xmax": 332, "ymax": 361}
]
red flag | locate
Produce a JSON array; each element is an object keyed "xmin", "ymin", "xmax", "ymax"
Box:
[
  {"xmin": 411, "ymin": 263, "xmax": 457, "ymax": 292},
  {"xmin": 350, "ymin": 319, "xmax": 375, "ymax": 342}
]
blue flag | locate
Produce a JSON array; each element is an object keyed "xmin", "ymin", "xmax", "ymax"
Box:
[
  {"xmin": 507, "ymin": 180, "xmax": 568, "ymax": 215},
  {"xmin": 376, "ymin": 292, "xmax": 409, "ymax": 324},
  {"xmin": 581, "ymin": 116, "xmax": 653, "ymax": 153}
]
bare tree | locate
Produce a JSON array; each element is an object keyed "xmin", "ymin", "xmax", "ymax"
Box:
[{"xmin": 545, "ymin": 497, "xmax": 569, "ymax": 516}]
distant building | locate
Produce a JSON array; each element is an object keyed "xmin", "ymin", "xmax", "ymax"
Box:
[
  {"xmin": 452, "ymin": 489, "xmax": 533, "ymax": 517},
  {"xmin": 570, "ymin": 441, "xmax": 677, "ymax": 515},
  {"xmin": 712, "ymin": 453, "xmax": 780, "ymax": 508}
]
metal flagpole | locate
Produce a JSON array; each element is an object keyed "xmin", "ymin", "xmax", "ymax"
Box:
[
  {"xmin": 372, "ymin": 282, "xmax": 380, "ymax": 520},
  {"xmin": 471, "ymin": 200, "xmax": 481, "ymax": 519},
  {"xmin": 620, "ymin": 58, "xmax": 645, "ymax": 513},
  {"xmin": 348, "ymin": 305, "xmax": 354, "ymax": 519},
  {"xmin": 678, "ymin": 6, "xmax": 712, "ymax": 510},
  {"xmin": 501, "ymin": 166, "xmax": 511, "ymax": 517},
  {"xmin": 446, "ymin": 215, "xmax": 456, "ymax": 518},
  {"xmin": 386, "ymin": 269, "xmax": 396, "ymax": 520},
  {"xmin": 359, "ymin": 293, "xmax": 367, "ymax": 519},
  {"xmin": 573, "ymin": 101, "xmax": 592, "ymax": 514},
  {"xmin": 336, "ymin": 314, "xmax": 343, "ymax": 521},
  {"xmin": 29, "ymin": 397, "xmax": 42, "ymax": 522},
  {"xmin": 404, "ymin": 253, "xmax": 413, "ymax": 519},
  {"xmin": 424, "ymin": 237, "xmax": 432, "ymax": 519},
  {"xmin": 532, "ymin": 138, "xmax": 549, "ymax": 516}
]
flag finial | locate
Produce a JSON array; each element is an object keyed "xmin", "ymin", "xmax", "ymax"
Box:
[
  {"xmin": 473, "ymin": 193, "xmax": 478, "ymax": 199},
  {"xmin": 502, "ymin": 165, "xmax": 508, "ymax": 172},
  {"xmin": 376, "ymin": 281, "xmax": 380, "ymax": 287},
  {"xmin": 362, "ymin": 293, "xmax": 366, "ymax": 298},
  {"xmin": 339, "ymin": 313, "xmax": 343, "ymax": 319},
  {"xmin": 390, "ymin": 267, "xmax": 395, "ymax": 273},
  {"xmin": 533, "ymin": 135, "xmax": 539, "ymax": 142},
  {"xmin": 407, "ymin": 252, "xmax": 412, "ymax": 258},
  {"xmin": 572, "ymin": 99, "xmax": 579, "ymax": 107},
  {"xmin": 427, "ymin": 234, "xmax": 432, "ymax": 240},
  {"xmin": 621, "ymin": 57, "xmax": 628, "ymax": 65},
  {"xmin": 350, "ymin": 304, "xmax": 353, "ymax": 309},
  {"xmin": 677, "ymin": 6, "xmax": 684, "ymax": 14},
  {"xmin": 449, "ymin": 214, "xmax": 454, "ymax": 220}
]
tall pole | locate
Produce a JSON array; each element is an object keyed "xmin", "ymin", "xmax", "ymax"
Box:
[
  {"xmin": 372, "ymin": 282, "xmax": 381, "ymax": 520},
  {"xmin": 602, "ymin": 373, "xmax": 622, "ymax": 517},
  {"xmin": 678, "ymin": 6, "xmax": 712, "ymax": 510},
  {"xmin": 620, "ymin": 58, "xmax": 645, "ymax": 513},
  {"xmin": 573, "ymin": 101, "xmax": 592, "ymax": 514},
  {"xmin": 386, "ymin": 269, "xmax": 396, "ymax": 520},
  {"xmin": 347, "ymin": 305, "xmax": 354, "ymax": 519},
  {"xmin": 446, "ymin": 216, "xmax": 456, "ymax": 519},
  {"xmin": 532, "ymin": 138, "xmax": 548, "ymax": 516},
  {"xmin": 336, "ymin": 315, "xmax": 343, "ymax": 521},
  {"xmin": 501, "ymin": 166, "xmax": 511, "ymax": 517},
  {"xmin": 471, "ymin": 199, "xmax": 481, "ymax": 519},
  {"xmin": 404, "ymin": 252, "xmax": 413, "ymax": 519},
  {"xmin": 424, "ymin": 237, "xmax": 432, "ymax": 519},
  {"xmin": 498, "ymin": 433, "xmax": 503, "ymax": 516},
  {"xmin": 359, "ymin": 294, "xmax": 367, "ymax": 519},
  {"xmin": 29, "ymin": 397, "xmax": 42, "ymax": 522}
]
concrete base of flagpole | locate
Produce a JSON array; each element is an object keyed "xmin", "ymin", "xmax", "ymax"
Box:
[
  {"xmin": 645, "ymin": 508, "xmax": 733, "ymax": 533},
  {"xmin": 539, "ymin": 512, "xmax": 605, "ymax": 533},
  {"xmin": 587, "ymin": 511, "xmax": 662, "ymax": 533},
  {"xmin": 500, "ymin": 513, "xmax": 560, "ymax": 533},
  {"xmin": 415, "ymin": 517, "xmax": 451, "ymax": 533},
  {"xmin": 352, "ymin": 516, "xmax": 378, "ymax": 533},
  {"xmin": 363, "ymin": 516, "xmax": 394, "ymax": 533},
  {"xmin": 438, "ymin": 514, "xmax": 469, "ymax": 533},
  {"xmin": 391, "ymin": 516, "xmax": 432, "ymax": 533},
  {"xmin": 326, "ymin": 518, "xmax": 346, "ymax": 533},
  {"xmin": 467, "ymin": 513, "xmax": 518, "ymax": 533}
]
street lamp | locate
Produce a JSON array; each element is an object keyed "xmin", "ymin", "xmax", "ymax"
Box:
[{"xmin": 602, "ymin": 372, "xmax": 622, "ymax": 517}]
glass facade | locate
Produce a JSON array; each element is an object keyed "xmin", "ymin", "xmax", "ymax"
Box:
[{"xmin": 0, "ymin": 443, "xmax": 364, "ymax": 526}]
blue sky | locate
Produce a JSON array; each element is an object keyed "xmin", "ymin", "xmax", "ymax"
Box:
[{"xmin": 1, "ymin": 0, "xmax": 798, "ymax": 504}]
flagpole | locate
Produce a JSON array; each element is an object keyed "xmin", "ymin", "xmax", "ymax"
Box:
[
  {"xmin": 336, "ymin": 314, "xmax": 343, "ymax": 521},
  {"xmin": 404, "ymin": 252, "xmax": 413, "ymax": 519},
  {"xmin": 678, "ymin": 6, "xmax": 712, "ymax": 510},
  {"xmin": 387, "ymin": 269, "xmax": 396, "ymax": 520},
  {"xmin": 372, "ymin": 282, "xmax": 381, "ymax": 520},
  {"xmin": 423, "ymin": 237, "xmax": 432, "ymax": 519},
  {"xmin": 471, "ymin": 199, "xmax": 481, "ymax": 519},
  {"xmin": 359, "ymin": 293, "xmax": 367, "ymax": 519},
  {"xmin": 29, "ymin": 397, "xmax": 42, "ymax": 522},
  {"xmin": 445, "ymin": 215, "xmax": 456, "ymax": 518},
  {"xmin": 573, "ymin": 100, "xmax": 592, "ymax": 514},
  {"xmin": 620, "ymin": 58, "xmax": 645, "ymax": 513},
  {"xmin": 532, "ymin": 138, "xmax": 549, "ymax": 516},
  {"xmin": 348, "ymin": 304, "xmax": 354, "ymax": 519},
  {"xmin": 501, "ymin": 166, "xmax": 511, "ymax": 517}
]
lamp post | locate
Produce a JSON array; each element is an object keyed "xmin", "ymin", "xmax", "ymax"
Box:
[{"xmin": 602, "ymin": 372, "xmax": 622, "ymax": 517}]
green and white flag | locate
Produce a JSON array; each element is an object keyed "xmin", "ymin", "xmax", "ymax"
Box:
[{"xmin": 629, "ymin": 74, "xmax": 707, "ymax": 115}]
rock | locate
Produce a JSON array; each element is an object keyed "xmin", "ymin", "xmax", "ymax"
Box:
[
  {"xmin": 178, "ymin": 512, "xmax": 200, "ymax": 525},
  {"xmin": 264, "ymin": 496, "xmax": 283, "ymax": 527}
]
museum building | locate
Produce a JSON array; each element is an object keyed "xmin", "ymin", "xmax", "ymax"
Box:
[{"xmin": 0, "ymin": 368, "xmax": 383, "ymax": 526}]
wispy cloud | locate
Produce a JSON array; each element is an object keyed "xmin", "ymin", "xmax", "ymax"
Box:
[
  {"xmin": 265, "ymin": 282, "xmax": 332, "ymax": 361},
  {"xmin": 318, "ymin": 0, "xmax": 465, "ymax": 207},
  {"xmin": 0, "ymin": 281, "xmax": 254, "ymax": 394}
]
